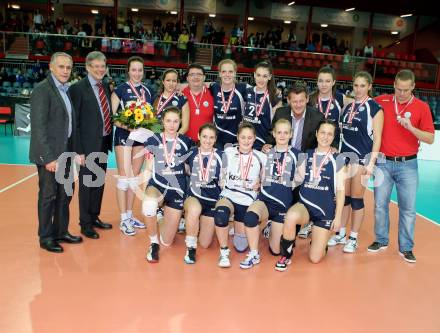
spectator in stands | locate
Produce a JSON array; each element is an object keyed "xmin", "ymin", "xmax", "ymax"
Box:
[
  {"xmin": 15, "ymin": 69, "xmax": 25, "ymax": 85},
  {"xmin": 364, "ymin": 43, "xmax": 374, "ymax": 57},
  {"xmin": 82, "ymin": 20, "xmax": 93, "ymax": 36},
  {"xmin": 105, "ymin": 13, "xmax": 115, "ymax": 36},
  {"xmin": 162, "ymin": 31, "xmax": 172, "ymax": 58},
  {"xmin": 153, "ymin": 16, "xmax": 162, "ymax": 31},
  {"xmin": 189, "ymin": 16, "xmax": 197, "ymax": 37},
  {"xmin": 117, "ymin": 12, "xmax": 125, "ymax": 37},
  {"xmin": 111, "ymin": 33, "xmax": 121, "ymax": 52},
  {"xmin": 178, "ymin": 29, "xmax": 189, "ymax": 61},
  {"xmin": 33, "ymin": 10, "xmax": 43, "ymax": 32}
]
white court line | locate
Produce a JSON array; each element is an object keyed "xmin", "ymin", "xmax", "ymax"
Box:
[{"xmin": 0, "ymin": 172, "xmax": 37, "ymax": 194}]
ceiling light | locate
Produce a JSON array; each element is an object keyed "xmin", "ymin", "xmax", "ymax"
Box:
[
  {"xmin": 91, "ymin": 10, "xmax": 99, "ymax": 14},
  {"xmin": 11, "ymin": 4, "xmax": 20, "ymax": 9},
  {"xmin": 209, "ymin": 14, "xmax": 216, "ymax": 18},
  {"xmin": 400, "ymin": 14, "xmax": 413, "ymax": 18},
  {"xmin": 248, "ymin": 17, "xmax": 254, "ymax": 21},
  {"xmin": 131, "ymin": 8, "xmax": 139, "ymax": 12},
  {"xmin": 170, "ymin": 11, "xmax": 178, "ymax": 15},
  {"xmin": 391, "ymin": 31, "xmax": 399, "ymax": 35},
  {"xmin": 345, "ymin": 8, "xmax": 355, "ymax": 12},
  {"xmin": 284, "ymin": 20, "xmax": 291, "ymax": 24},
  {"xmin": 288, "ymin": 1, "xmax": 295, "ymax": 5},
  {"xmin": 321, "ymin": 24, "xmax": 328, "ymax": 28}
]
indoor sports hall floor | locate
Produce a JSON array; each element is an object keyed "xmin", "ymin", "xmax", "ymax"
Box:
[{"xmin": 1, "ymin": 134, "xmax": 439, "ymax": 333}]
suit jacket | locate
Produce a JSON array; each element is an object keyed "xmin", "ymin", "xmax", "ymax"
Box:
[
  {"xmin": 69, "ymin": 77, "xmax": 113, "ymax": 155},
  {"xmin": 29, "ymin": 75, "xmax": 77, "ymax": 165},
  {"xmin": 267, "ymin": 105, "xmax": 325, "ymax": 151}
]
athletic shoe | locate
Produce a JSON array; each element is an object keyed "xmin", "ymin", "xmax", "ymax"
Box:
[
  {"xmin": 239, "ymin": 251, "xmax": 261, "ymax": 269},
  {"xmin": 146, "ymin": 243, "xmax": 160, "ymax": 263},
  {"xmin": 120, "ymin": 219, "xmax": 136, "ymax": 236},
  {"xmin": 218, "ymin": 248, "xmax": 231, "ymax": 268},
  {"xmin": 262, "ymin": 221, "xmax": 272, "ymax": 239},
  {"xmin": 130, "ymin": 216, "xmax": 146, "ymax": 229},
  {"xmin": 399, "ymin": 251, "xmax": 416, "ymax": 263},
  {"xmin": 178, "ymin": 218, "xmax": 186, "ymax": 233},
  {"xmin": 184, "ymin": 247, "xmax": 197, "ymax": 264},
  {"xmin": 327, "ymin": 234, "xmax": 347, "ymax": 246},
  {"xmin": 275, "ymin": 256, "xmax": 292, "ymax": 272},
  {"xmin": 343, "ymin": 237, "xmax": 358, "ymax": 253},
  {"xmin": 367, "ymin": 241, "xmax": 388, "ymax": 253},
  {"xmin": 298, "ymin": 222, "xmax": 312, "ymax": 239},
  {"xmin": 156, "ymin": 208, "xmax": 164, "ymax": 220}
]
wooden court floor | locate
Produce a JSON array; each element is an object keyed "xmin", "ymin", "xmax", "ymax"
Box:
[{"xmin": 1, "ymin": 165, "xmax": 439, "ymax": 333}]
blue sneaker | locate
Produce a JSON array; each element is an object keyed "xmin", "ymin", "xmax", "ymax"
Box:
[
  {"xmin": 120, "ymin": 219, "xmax": 136, "ymax": 236},
  {"xmin": 239, "ymin": 251, "xmax": 260, "ymax": 269},
  {"xmin": 130, "ymin": 216, "xmax": 146, "ymax": 229}
]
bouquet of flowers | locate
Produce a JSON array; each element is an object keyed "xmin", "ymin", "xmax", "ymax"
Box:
[{"xmin": 113, "ymin": 100, "xmax": 161, "ymax": 131}]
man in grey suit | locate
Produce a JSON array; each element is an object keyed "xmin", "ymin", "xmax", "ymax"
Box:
[
  {"xmin": 70, "ymin": 51, "xmax": 113, "ymax": 239},
  {"xmin": 29, "ymin": 52, "xmax": 83, "ymax": 253}
]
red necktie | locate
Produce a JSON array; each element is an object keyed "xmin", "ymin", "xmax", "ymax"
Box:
[{"xmin": 97, "ymin": 82, "xmax": 111, "ymax": 135}]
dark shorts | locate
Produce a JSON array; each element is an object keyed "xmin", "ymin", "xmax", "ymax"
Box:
[
  {"xmin": 256, "ymin": 196, "xmax": 287, "ymax": 223},
  {"xmin": 185, "ymin": 196, "xmax": 216, "ymax": 218},
  {"xmin": 148, "ymin": 181, "xmax": 184, "ymax": 210},
  {"xmin": 220, "ymin": 197, "xmax": 248, "ymax": 223},
  {"xmin": 114, "ymin": 127, "xmax": 144, "ymax": 147},
  {"xmin": 300, "ymin": 201, "xmax": 334, "ymax": 231}
]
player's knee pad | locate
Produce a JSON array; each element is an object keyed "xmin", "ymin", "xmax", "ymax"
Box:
[
  {"xmin": 142, "ymin": 199, "xmax": 158, "ymax": 217},
  {"xmin": 344, "ymin": 196, "xmax": 352, "ymax": 207},
  {"xmin": 244, "ymin": 211, "xmax": 259, "ymax": 228},
  {"xmin": 214, "ymin": 206, "xmax": 230, "ymax": 228},
  {"xmin": 116, "ymin": 177, "xmax": 129, "ymax": 191},
  {"xmin": 351, "ymin": 198, "xmax": 364, "ymax": 210},
  {"xmin": 128, "ymin": 176, "xmax": 139, "ymax": 190}
]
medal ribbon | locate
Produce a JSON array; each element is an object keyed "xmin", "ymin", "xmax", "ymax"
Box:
[
  {"xmin": 198, "ymin": 149, "xmax": 214, "ymax": 182},
  {"xmin": 239, "ymin": 151, "xmax": 253, "ymax": 182},
  {"xmin": 312, "ymin": 148, "xmax": 332, "ymax": 181},
  {"xmin": 189, "ymin": 87, "xmax": 205, "ymax": 113},
  {"xmin": 128, "ymin": 81, "xmax": 146, "ymax": 102},
  {"xmin": 162, "ymin": 133, "xmax": 177, "ymax": 167},
  {"xmin": 394, "ymin": 95, "xmax": 414, "ymax": 118},
  {"xmin": 221, "ymin": 86, "xmax": 235, "ymax": 114},
  {"xmin": 157, "ymin": 91, "xmax": 176, "ymax": 115},
  {"xmin": 254, "ymin": 88, "xmax": 269, "ymax": 117},
  {"xmin": 318, "ymin": 96, "xmax": 333, "ymax": 119},
  {"xmin": 347, "ymin": 96, "xmax": 369, "ymax": 124}
]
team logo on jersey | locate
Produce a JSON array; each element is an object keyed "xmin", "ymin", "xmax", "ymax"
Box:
[
  {"xmin": 172, "ymin": 100, "xmax": 178, "ymax": 106},
  {"xmin": 203, "ymin": 101, "xmax": 209, "ymax": 107},
  {"xmin": 176, "ymin": 144, "xmax": 181, "ymax": 150},
  {"xmin": 359, "ymin": 106, "xmax": 365, "ymax": 111},
  {"xmin": 127, "ymin": 89, "xmax": 132, "ymax": 93},
  {"xmin": 285, "ymin": 156, "xmax": 291, "ymax": 163},
  {"xmin": 330, "ymin": 103, "xmax": 334, "ymax": 110}
]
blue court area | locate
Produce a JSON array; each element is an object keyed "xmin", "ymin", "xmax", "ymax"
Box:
[{"xmin": 1, "ymin": 135, "xmax": 439, "ymax": 224}]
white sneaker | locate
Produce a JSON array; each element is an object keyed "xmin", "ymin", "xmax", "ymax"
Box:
[
  {"xmin": 156, "ymin": 208, "xmax": 164, "ymax": 220},
  {"xmin": 328, "ymin": 234, "xmax": 347, "ymax": 246},
  {"xmin": 218, "ymin": 248, "xmax": 231, "ymax": 268},
  {"xmin": 120, "ymin": 219, "xmax": 136, "ymax": 236},
  {"xmin": 178, "ymin": 218, "xmax": 186, "ymax": 233},
  {"xmin": 130, "ymin": 216, "xmax": 146, "ymax": 229},
  {"xmin": 298, "ymin": 222, "xmax": 312, "ymax": 239},
  {"xmin": 343, "ymin": 237, "xmax": 358, "ymax": 253},
  {"xmin": 239, "ymin": 251, "xmax": 261, "ymax": 269}
]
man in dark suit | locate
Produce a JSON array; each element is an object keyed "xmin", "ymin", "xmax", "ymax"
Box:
[
  {"xmin": 264, "ymin": 82, "xmax": 325, "ymax": 152},
  {"xmin": 30, "ymin": 52, "xmax": 82, "ymax": 253},
  {"xmin": 69, "ymin": 51, "xmax": 113, "ymax": 239}
]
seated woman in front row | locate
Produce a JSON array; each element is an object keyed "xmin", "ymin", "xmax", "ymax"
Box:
[{"xmin": 275, "ymin": 119, "xmax": 345, "ymax": 272}]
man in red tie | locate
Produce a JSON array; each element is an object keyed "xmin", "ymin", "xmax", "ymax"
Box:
[{"xmin": 70, "ymin": 51, "xmax": 113, "ymax": 239}]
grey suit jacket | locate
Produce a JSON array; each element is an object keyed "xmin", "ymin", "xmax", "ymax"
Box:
[{"xmin": 29, "ymin": 75, "xmax": 76, "ymax": 165}]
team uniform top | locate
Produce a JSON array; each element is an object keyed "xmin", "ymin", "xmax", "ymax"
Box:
[
  {"xmin": 221, "ymin": 146, "xmax": 266, "ymax": 206},
  {"xmin": 259, "ymin": 147, "xmax": 300, "ymax": 209},
  {"xmin": 209, "ymin": 82, "xmax": 247, "ymax": 146},
  {"xmin": 299, "ymin": 149, "xmax": 343, "ymax": 222},
  {"xmin": 341, "ymin": 98, "xmax": 381, "ymax": 161},
  {"xmin": 144, "ymin": 133, "xmax": 192, "ymax": 195},
  {"xmin": 114, "ymin": 81, "xmax": 154, "ymax": 108},
  {"xmin": 314, "ymin": 90, "xmax": 344, "ymax": 124},
  {"xmin": 155, "ymin": 93, "xmax": 187, "ymax": 121},
  {"xmin": 242, "ymin": 87, "xmax": 280, "ymax": 150},
  {"xmin": 186, "ymin": 147, "xmax": 223, "ymax": 203}
]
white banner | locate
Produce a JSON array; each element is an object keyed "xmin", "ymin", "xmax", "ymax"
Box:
[
  {"xmin": 312, "ymin": 7, "xmax": 370, "ymax": 28},
  {"xmin": 120, "ymin": 0, "xmax": 178, "ymax": 10},
  {"xmin": 61, "ymin": 0, "xmax": 114, "ymax": 7},
  {"xmin": 183, "ymin": 0, "xmax": 216, "ymax": 13},
  {"xmin": 270, "ymin": 4, "xmax": 309, "ymax": 22}
]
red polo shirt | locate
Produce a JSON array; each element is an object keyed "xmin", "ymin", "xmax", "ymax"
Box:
[
  {"xmin": 375, "ymin": 94, "xmax": 434, "ymax": 157},
  {"xmin": 182, "ymin": 86, "xmax": 214, "ymax": 142}
]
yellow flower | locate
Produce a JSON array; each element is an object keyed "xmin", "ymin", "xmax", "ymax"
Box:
[
  {"xmin": 124, "ymin": 110, "xmax": 133, "ymax": 117},
  {"xmin": 146, "ymin": 109, "xmax": 154, "ymax": 119},
  {"xmin": 135, "ymin": 113, "xmax": 144, "ymax": 123},
  {"xmin": 145, "ymin": 104, "xmax": 152, "ymax": 113},
  {"xmin": 134, "ymin": 108, "xmax": 142, "ymax": 115}
]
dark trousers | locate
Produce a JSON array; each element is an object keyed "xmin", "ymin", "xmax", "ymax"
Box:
[
  {"xmin": 37, "ymin": 157, "xmax": 73, "ymax": 242},
  {"xmin": 78, "ymin": 138, "xmax": 110, "ymax": 228}
]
